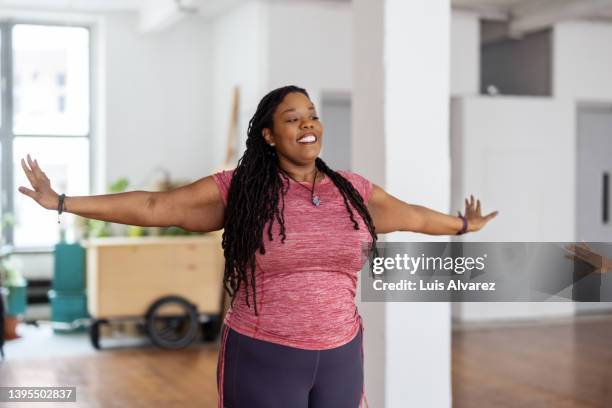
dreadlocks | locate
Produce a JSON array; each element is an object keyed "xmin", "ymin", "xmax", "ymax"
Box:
[{"xmin": 221, "ymin": 85, "xmax": 379, "ymax": 316}]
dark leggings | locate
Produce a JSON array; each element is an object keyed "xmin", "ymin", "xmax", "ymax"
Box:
[{"xmin": 217, "ymin": 325, "xmax": 365, "ymax": 408}]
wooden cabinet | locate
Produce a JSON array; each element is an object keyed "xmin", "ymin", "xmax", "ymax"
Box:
[{"xmin": 84, "ymin": 234, "xmax": 225, "ymax": 319}]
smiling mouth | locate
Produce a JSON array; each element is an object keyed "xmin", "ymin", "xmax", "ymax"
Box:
[{"xmin": 297, "ymin": 134, "xmax": 317, "ymax": 144}]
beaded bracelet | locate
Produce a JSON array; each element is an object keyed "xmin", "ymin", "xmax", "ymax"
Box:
[
  {"xmin": 57, "ymin": 193, "xmax": 66, "ymax": 224},
  {"xmin": 456, "ymin": 214, "xmax": 468, "ymax": 235}
]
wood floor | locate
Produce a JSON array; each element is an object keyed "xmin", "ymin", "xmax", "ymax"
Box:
[
  {"xmin": 1, "ymin": 316, "xmax": 611, "ymax": 407},
  {"xmin": 0, "ymin": 343, "xmax": 220, "ymax": 407},
  {"xmin": 453, "ymin": 316, "xmax": 612, "ymax": 408}
]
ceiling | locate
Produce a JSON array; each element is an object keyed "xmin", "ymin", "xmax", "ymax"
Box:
[
  {"xmin": 453, "ymin": 0, "xmax": 529, "ymax": 9},
  {"xmin": 453, "ymin": 0, "xmax": 612, "ymax": 22},
  {"xmin": 1, "ymin": 0, "xmax": 612, "ymax": 33},
  {"xmin": 0, "ymin": 0, "xmax": 244, "ymax": 16},
  {"xmin": 0, "ymin": 0, "xmax": 143, "ymax": 12}
]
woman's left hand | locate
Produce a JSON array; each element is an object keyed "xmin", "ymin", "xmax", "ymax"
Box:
[{"xmin": 458, "ymin": 194, "xmax": 499, "ymax": 233}]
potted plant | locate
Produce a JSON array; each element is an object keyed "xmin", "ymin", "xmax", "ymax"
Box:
[
  {"xmin": 75, "ymin": 172, "xmax": 203, "ymax": 240},
  {"xmin": 75, "ymin": 177, "xmax": 134, "ymax": 239},
  {"xmin": 0, "ymin": 213, "xmax": 27, "ymax": 340},
  {"xmin": 1, "ymin": 256, "xmax": 27, "ymax": 314}
]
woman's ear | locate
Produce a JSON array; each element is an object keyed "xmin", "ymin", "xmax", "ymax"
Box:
[{"xmin": 262, "ymin": 128, "xmax": 275, "ymax": 146}]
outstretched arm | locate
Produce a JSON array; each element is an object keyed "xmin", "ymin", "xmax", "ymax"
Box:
[
  {"xmin": 366, "ymin": 184, "xmax": 498, "ymax": 235},
  {"xmin": 18, "ymin": 154, "xmax": 225, "ymax": 233}
]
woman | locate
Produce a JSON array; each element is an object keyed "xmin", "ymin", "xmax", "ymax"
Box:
[{"xmin": 18, "ymin": 85, "xmax": 498, "ymax": 408}]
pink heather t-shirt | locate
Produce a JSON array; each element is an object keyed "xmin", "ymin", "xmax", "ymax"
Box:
[{"xmin": 212, "ymin": 168, "xmax": 373, "ymax": 350}]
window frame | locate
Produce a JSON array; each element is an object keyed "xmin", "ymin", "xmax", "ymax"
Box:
[{"xmin": 0, "ymin": 19, "xmax": 96, "ymax": 253}]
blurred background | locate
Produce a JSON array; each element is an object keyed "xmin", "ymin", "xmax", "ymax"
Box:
[{"xmin": 0, "ymin": 0, "xmax": 610, "ymax": 407}]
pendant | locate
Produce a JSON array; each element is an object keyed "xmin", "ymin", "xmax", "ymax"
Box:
[{"xmin": 312, "ymin": 196, "xmax": 321, "ymax": 206}]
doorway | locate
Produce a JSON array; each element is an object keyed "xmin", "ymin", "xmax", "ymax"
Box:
[
  {"xmin": 576, "ymin": 104, "xmax": 612, "ymax": 314},
  {"xmin": 320, "ymin": 92, "xmax": 352, "ymax": 171}
]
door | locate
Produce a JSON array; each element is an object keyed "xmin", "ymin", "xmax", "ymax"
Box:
[
  {"xmin": 576, "ymin": 105, "xmax": 612, "ymax": 314},
  {"xmin": 320, "ymin": 93, "xmax": 351, "ymax": 171}
]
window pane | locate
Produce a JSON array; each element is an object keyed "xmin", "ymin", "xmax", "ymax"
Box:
[
  {"xmin": 0, "ymin": 29, "xmax": 3, "ymax": 128},
  {"xmin": 13, "ymin": 137, "xmax": 89, "ymax": 247},
  {"xmin": 0, "ymin": 142, "xmax": 3, "ymax": 242},
  {"xmin": 12, "ymin": 25, "xmax": 90, "ymax": 136}
]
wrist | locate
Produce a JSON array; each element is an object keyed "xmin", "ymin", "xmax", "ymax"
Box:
[
  {"xmin": 456, "ymin": 215, "xmax": 468, "ymax": 235},
  {"xmin": 56, "ymin": 193, "xmax": 67, "ymax": 213},
  {"xmin": 46, "ymin": 193, "xmax": 60, "ymax": 211},
  {"xmin": 467, "ymin": 218, "xmax": 477, "ymax": 232}
]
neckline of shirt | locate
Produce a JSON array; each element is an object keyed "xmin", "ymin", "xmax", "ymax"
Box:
[{"xmin": 283, "ymin": 172, "xmax": 331, "ymax": 186}]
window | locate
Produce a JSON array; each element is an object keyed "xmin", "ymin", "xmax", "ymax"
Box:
[{"xmin": 0, "ymin": 23, "xmax": 92, "ymax": 249}]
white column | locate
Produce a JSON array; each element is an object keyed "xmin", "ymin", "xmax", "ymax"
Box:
[{"xmin": 353, "ymin": 0, "xmax": 452, "ymax": 407}]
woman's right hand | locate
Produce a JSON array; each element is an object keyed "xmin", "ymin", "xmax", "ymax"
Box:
[
  {"xmin": 564, "ymin": 242, "xmax": 612, "ymax": 274},
  {"xmin": 18, "ymin": 153, "xmax": 60, "ymax": 211}
]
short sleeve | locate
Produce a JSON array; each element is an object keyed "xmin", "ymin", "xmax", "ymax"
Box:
[
  {"xmin": 212, "ymin": 168, "xmax": 235, "ymax": 207},
  {"xmin": 338, "ymin": 170, "xmax": 373, "ymax": 204}
]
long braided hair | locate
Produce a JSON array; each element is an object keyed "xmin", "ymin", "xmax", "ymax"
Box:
[{"xmin": 222, "ymin": 85, "xmax": 379, "ymax": 315}]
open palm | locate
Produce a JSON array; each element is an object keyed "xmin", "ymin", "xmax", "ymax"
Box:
[
  {"xmin": 17, "ymin": 153, "xmax": 59, "ymax": 210},
  {"xmin": 458, "ymin": 194, "xmax": 498, "ymax": 233}
]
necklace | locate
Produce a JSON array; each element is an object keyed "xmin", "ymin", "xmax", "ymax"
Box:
[{"xmin": 281, "ymin": 168, "xmax": 322, "ymax": 206}]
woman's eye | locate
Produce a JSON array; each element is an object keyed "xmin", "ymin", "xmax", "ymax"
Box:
[
  {"xmin": 287, "ymin": 118, "xmax": 298, "ymax": 122},
  {"xmin": 312, "ymin": 116, "xmax": 319, "ymax": 120}
]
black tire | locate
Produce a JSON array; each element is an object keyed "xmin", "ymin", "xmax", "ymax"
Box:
[
  {"xmin": 201, "ymin": 314, "xmax": 222, "ymax": 342},
  {"xmin": 89, "ymin": 319, "xmax": 108, "ymax": 350},
  {"xmin": 145, "ymin": 296, "xmax": 199, "ymax": 350}
]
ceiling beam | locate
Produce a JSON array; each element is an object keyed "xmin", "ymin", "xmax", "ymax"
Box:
[
  {"xmin": 452, "ymin": 5, "xmax": 509, "ymax": 21},
  {"xmin": 138, "ymin": 0, "xmax": 199, "ymax": 33},
  {"xmin": 510, "ymin": 0, "xmax": 612, "ymax": 35}
]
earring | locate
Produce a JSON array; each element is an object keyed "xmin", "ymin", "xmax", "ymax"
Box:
[{"xmin": 270, "ymin": 143, "xmax": 276, "ymax": 146}]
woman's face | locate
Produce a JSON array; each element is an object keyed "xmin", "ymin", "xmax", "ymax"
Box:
[{"xmin": 263, "ymin": 92, "xmax": 323, "ymax": 166}]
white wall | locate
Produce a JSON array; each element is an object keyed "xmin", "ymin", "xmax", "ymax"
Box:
[
  {"xmin": 385, "ymin": 2, "xmax": 452, "ymax": 406},
  {"xmin": 451, "ymin": 10, "xmax": 479, "ymax": 96},
  {"xmin": 16, "ymin": 10, "xmax": 214, "ymax": 282},
  {"xmin": 451, "ymin": 19, "xmax": 612, "ymax": 322},
  {"xmin": 105, "ymin": 12, "xmax": 214, "ymax": 187},
  {"xmin": 352, "ymin": 1, "xmax": 386, "ymax": 401},
  {"xmin": 451, "ymin": 96, "xmax": 576, "ymax": 322},
  {"xmin": 211, "ymin": 0, "xmax": 270, "ymax": 165},
  {"xmin": 267, "ymin": 1, "xmax": 352, "ymax": 109},
  {"xmin": 210, "ymin": 0, "xmax": 353, "ymax": 166},
  {"xmin": 354, "ymin": 0, "xmax": 453, "ymax": 407},
  {"xmin": 554, "ymin": 21, "xmax": 612, "ymax": 101},
  {"xmin": 352, "ymin": 0, "xmax": 385, "ymax": 185}
]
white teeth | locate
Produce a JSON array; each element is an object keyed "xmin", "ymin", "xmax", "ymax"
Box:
[{"xmin": 298, "ymin": 135, "xmax": 316, "ymax": 143}]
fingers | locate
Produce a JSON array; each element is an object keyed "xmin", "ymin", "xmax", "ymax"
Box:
[
  {"xmin": 27, "ymin": 153, "xmax": 46, "ymax": 179},
  {"xmin": 465, "ymin": 195, "xmax": 484, "ymax": 214},
  {"xmin": 18, "ymin": 186, "xmax": 36, "ymax": 198},
  {"xmin": 27, "ymin": 153, "xmax": 40, "ymax": 174},
  {"xmin": 485, "ymin": 211, "xmax": 498, "ymax": 220},
  {"xmin": 575, "ymin": 243, "xmax": 595, "ymax": 257},
  {"xmin": 21, "ymin": 153, "xmax": 50, "ymax": 188},
  {"xmin": 21, "ymin": 158, "xmax": 38, "ymax": 189},
  {"xmin": 565, "ymin": 243, "xmax": 577, "ymax": 255}
]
